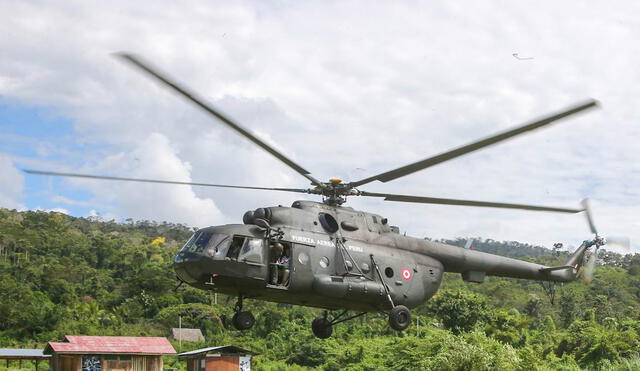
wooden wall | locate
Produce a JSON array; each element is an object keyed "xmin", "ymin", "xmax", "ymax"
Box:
[
  {"xmin": 186, "ymin": 356, "xmax": 240, "ymax": 371},
  {"xmin": 132, "ymin": 355, "xmax": 162, "ymax": 371},
  {"xmin": 206, "ymin": 357, "xmax": 239, "ymax": 371},
  {"xmin": 51, "ymin": 354, "xmax": 163, "ymax": 371},
  {"xmin": 52, "ymin": 354, "xmax": 81, "ymax": 371}
]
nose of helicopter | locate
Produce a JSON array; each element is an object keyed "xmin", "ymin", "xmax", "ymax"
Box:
[
  {"xmin": 174, "ymin": 250, "xmax": 246, "ymax": 284},
  {"xmin": 173, "ymin": 251, "xmax": 203, "ymax": 283}
]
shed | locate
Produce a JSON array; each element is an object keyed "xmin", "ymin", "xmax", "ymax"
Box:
[
  {"xmin": 179, "ymin": 345, "xmax": 256, "ymax": 371},
  {"xmin": 171, "ymin": 328, "xmax": 205, "ymax": 343},
  {"xmin": 0, "ymin": 349, "xmax": 50, "ymax": 369},
  {"xmin": 44, "ymin": 335, "xmax": 176, "ymax": 371}
]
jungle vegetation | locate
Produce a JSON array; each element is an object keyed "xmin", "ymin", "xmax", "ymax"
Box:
[{"xmin": 0, "ymin": 208, "xmax": 639, "ymax": 370}]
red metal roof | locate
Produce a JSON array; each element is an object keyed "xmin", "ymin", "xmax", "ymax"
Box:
[{"xmin": 46, "ymin": 336, "xmax": 176, "ymax": 355}]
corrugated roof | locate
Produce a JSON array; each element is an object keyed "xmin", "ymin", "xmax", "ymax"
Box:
[
  {"xmin": 45, "ymin": 336, "xmax": 176, "ymax": 355},
  {"xmin": 178, "ymin": 345, "xmax": 255, "ymax": 357},
  {"xmin": 171, "ymin": 328, "xmax": 204, "ymax": 343},
  {"xmin": 0, "ymin": 349, "xmax": 50, "ymax": 359}
]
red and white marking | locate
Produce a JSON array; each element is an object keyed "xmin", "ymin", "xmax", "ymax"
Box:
[{"xmin": 401, "ymin": 268, "xmax": 412, "ymax": 280}]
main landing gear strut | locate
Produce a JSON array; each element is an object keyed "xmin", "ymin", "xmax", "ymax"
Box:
[
  {"xmin": 312, "ymin": 310, "xmax": 367, "ymax": 339},
  {"xmin": 373, "ymin": 253, "xmax": 412, "ymax": 332},
  {"xmin": 232, "ymin": 296, "xmax": 255, "ymax": 331},
  {"xmin": 312, "ymin": 255, "xmax": 412, "ymax": 338},
  {"xmin": 311, "ymin": 306, "xmax": 412, "ymax": 339}
]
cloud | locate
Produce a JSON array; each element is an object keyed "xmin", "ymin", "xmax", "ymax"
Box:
[
  {"xmin": 0, "ymin": 1, "xmax": 638, "ymax": 249},
  {"xmin": 33, "ymin": 206, "xmax": 69, "ymax": 215},
  {"xmin": 0, "ymin": 154, "xmax": 25, "ymax": 210},
  {"xmin": 66, "ymin": 132, "xmax": 225, "ymax": 227}
]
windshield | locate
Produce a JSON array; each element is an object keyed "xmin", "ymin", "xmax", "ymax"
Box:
[{"xmin": 181, "ymin": 231, "xmax": 229, "ymax": 253}]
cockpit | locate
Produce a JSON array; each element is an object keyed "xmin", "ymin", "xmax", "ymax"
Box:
[
  {"xmin": 174, "ymin": 226, "xmax": 273, "ymax": 286},
  {"xmin": 177, "ymin": 230, "xmax": 264, "ymax": 262}
]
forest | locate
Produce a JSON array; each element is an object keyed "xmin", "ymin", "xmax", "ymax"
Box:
[{"xmin": 1, "ymin": 208, "xmax": 639, "ymax": 370}]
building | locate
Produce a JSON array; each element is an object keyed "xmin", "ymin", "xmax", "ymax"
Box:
[
  {"xmin": 178, "ymin": 345, "xmax": 255, "ymax": 371},
  {"xmin": 0, "ymin": 348, "xmax": 50, "ymax": 369},
  {"xmin": 171, "ymin": 328, "xmax": 205, "ymax": 343},
  {"xmin": 44, "ymin": 335, "xmax": 176, "ymax": 371}
]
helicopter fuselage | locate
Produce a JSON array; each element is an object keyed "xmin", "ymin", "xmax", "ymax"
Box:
[{"xmin": 174, "ymin": 200, "xmax": 579, "ymax": 312}]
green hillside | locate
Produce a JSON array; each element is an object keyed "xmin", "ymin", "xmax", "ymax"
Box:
[{"xmin": 1, "ymin": 209, "xmax": 639, "ymax": 370}]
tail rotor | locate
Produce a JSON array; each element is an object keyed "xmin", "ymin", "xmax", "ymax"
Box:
[{"xmin": 579, "ymin": 199, "xmax": 630, "ymax": 283}]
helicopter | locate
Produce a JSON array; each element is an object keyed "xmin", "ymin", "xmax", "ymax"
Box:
[{"xmin": 26, "ymin": 53, "xmax": 621, "ymax": 339}]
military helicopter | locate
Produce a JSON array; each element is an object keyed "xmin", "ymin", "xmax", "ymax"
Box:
[{"xmin": 26, "ymin": 54, "xmax": 617, "ymax": 339}]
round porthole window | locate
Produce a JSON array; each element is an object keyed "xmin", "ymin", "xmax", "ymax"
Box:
[
  {"xmin": 360, "ymin": 263, "xmax": 370, "ymax": 273},
  {"xmin": 345, "ymin": 260, "xmax": 353, "ymax": 271},
  {"xmin": 318, "ymin": 213, "xmax": 339, "ymax": 233},
  {"xmin": 298, "ymin": 252, "xmax": 309, "ymax": 265},
  {"xmin": 385, "ymin": 267, "xmax": 394, "ymax": 278},
  {"xmin": 319, "ymin": 256, "xmax": 330, "ymax": 268}
]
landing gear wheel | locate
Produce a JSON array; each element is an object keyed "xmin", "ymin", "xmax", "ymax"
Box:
[
  {"xmin": 388, "ymin": 305, "xmax": 411, "ymax": 331},
  {"xmin": 312, "ymin": 316, "xmax": 333, "ymax": 339},
  {"xmin": 232, "ymin": 311, "xmax": 255, "ymax": 330}
]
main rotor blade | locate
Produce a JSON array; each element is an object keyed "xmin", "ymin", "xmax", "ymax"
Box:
[
  {"xmin": 360, "ymin": 191, "xmax": 582, "ymax": 213},
  {"xmin": 350, "ymin": 100, "xmax": 598, "ymax": 188},
  {"xmin": 115, "ymin": 53, "xmax": 323, "ymax": 187},
  {"xmin": 24, "ymin": 169, "xmax": 312, "ymax": 194}
]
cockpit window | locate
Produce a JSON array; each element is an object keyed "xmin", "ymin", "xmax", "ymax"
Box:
[
  {"xmin": 219, "ymin": 236, "xmax": 265, "ymax": 263},
  {"xmin": 205, "ymin": 234, "xmax": 230, "ymax": 254},
  {"xmin": 227, "ymin": 236, "xmax": 245, "ymax": 260},
  {"xmin": 181, "ymin": 231, "xmax": 229, "ymax": 254},
  {"xmin": 181, "ymin": 232, "xmax": 199, "ymax": 252},
  {"xmin": 193, "ymin": 232, "xmax": 214, "ymax": 252}
]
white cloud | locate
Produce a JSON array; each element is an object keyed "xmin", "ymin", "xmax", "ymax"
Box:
[
  {"xmin": 34, "ymin": 207, "xmax": 70, "ymax": 215},
  {"xmin": 0, "ymin": 154, "xmax": 25, "ymax": 210},
  {"xmin": 68, "ymin": 132, "xmax": 225, "ymax": 227},
  {"xmin": 0, "ymin": 1, "xmax": 638, "ymax": 249}
]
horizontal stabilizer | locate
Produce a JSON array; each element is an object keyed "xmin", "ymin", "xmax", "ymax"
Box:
[{"xmin": 539, "ymin": 265, "xmax": 576, "ymax": 273}]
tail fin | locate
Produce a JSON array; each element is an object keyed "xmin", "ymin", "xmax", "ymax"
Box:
[
  {"xmin": 538, "ymin": 241, "xmax": 590, "ymax": 281},
  {"xmin": 564, "ymin": 241, "xmax": 590, "ymax": 270}
]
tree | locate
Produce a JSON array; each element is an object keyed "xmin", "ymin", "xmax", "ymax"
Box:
[{"xmin": 427, "ymin": 290, "xmax": 489, "ymax": 334}]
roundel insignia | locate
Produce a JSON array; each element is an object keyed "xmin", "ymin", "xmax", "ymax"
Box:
[{"xmin": 401, "ymin": 268, "xmax": 412, "ymax": 280}]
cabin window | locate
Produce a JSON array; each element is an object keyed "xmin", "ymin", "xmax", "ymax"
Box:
[
  {"xmin": 238, "ymin": 237, "xmax": 264, "ymax": 264},
  {"xmin": 226, "ymin": 236, "xmax": 245, "ymax": 260},
  {"xmin": 298, "ymin": 252, "xmax": 309, "ymax": 265},
  {"xmin": 319, "ymin": 256, "xmax": 330, "ymax": 268},
  {"xmin": 345, "ymin": 260, "xmax": 353, "ymax": 271},
  {"xmin": 385, "ymin": 267, "xmax": 394, "ymax": 278}
]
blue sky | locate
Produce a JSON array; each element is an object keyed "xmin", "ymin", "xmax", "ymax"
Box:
[{"xmin": 0, "ymin": 100, "xmax": 102, "ymax": 216}]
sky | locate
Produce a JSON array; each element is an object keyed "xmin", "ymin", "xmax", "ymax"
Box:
[{"xmin": 0, "ymin": 1, "xmax": 638, "ymax": 252}]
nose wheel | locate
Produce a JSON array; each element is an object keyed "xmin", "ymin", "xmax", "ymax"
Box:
[
  {"xmin": 232, "ymin": 311, "xmax": 255, "ymax": 330},
  {"xmin": 232, "ymin": 296, "xmax": 255, "ymax": 331}
]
